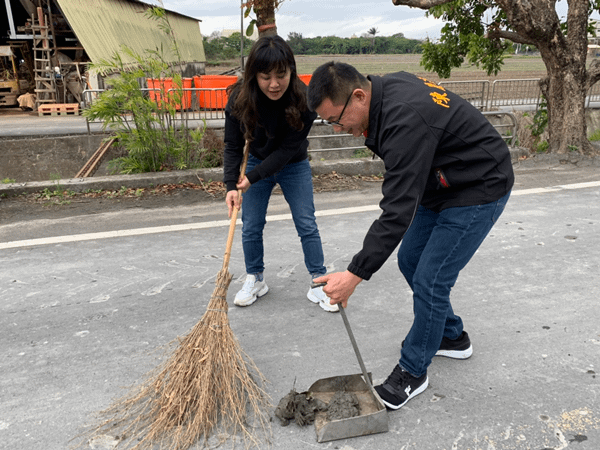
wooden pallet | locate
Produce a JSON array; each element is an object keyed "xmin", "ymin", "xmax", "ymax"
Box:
[{"xmin": 38, "ymin": 103, "xmax": 79, "ymax": 116}]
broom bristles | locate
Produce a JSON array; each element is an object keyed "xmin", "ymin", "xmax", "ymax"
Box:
[{"xmin": 79, "ymin": 268, "xmax": 272, "ymax": 450}]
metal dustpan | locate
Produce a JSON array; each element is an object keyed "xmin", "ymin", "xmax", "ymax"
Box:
[
  {"xmin": 309, "ymin": 372, "xmax": 388, "ymax": 442},
  {"xmin": 309, "ymin": 294, "xmax": 388, "ymax": 442}
]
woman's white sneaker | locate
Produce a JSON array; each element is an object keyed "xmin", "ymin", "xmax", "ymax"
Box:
[
  {"xmin": 307, "ymin": 285, "xmax": 339, "ymax": 312},
  {"xmin": 234, "ymin": 274, "xmax": 269, "ymax": 306}
]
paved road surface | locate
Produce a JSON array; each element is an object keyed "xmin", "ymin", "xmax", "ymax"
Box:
[{"xmin": 1, "ymin": 161, "xmax": 599, "ymax": 450}]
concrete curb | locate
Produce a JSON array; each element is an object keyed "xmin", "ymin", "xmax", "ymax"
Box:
[{"xmin": 0, "ymin": 147, "xmax": 549, "ymax": 198}]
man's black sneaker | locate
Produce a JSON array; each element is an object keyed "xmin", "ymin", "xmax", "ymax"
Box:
[
  {"xmin": 374, "ymin": 365, "xmax": 428, "ymax": 410},
  {"xmin": 436, "ymin": 331, "xmax": 473, "ymax": 359},
  {"xmin": 401, "ymin": 331, "xmax": 473, "ymax": 360}
]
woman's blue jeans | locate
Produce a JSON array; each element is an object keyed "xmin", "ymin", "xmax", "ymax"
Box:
[
  {"xmin": 398, "ymin": 192, "xmax": 511, "ymax": 377},
  {"xmin": 241, "ymin": 155, "xmax": 326, "ymax": 276}
]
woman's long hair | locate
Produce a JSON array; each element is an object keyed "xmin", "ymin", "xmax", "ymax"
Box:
[{"xmin": 229, "ymin": 35, "xmax": 308, "ymax": 142}]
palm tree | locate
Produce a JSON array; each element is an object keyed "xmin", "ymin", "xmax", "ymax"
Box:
[{"xmin": 368, "ymin": 27, "xmax": 378, "ymax": 53}]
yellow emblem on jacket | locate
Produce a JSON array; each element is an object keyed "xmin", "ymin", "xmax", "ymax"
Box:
[
  {"xmin": 430, "ymin": 91, "xmax": 450, "ymax": 108},
  {"xmin": 418, "ymin": 76, "xmax": 450, "ymax": 108}
]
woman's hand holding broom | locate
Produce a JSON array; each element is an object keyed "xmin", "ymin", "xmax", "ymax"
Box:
[
  {"xmin": 226, "ymin": 190, "xmax": 240, "ymax": 218},
  {"xmin": 226, "ymin": 175, "xmax": 251, "ymax": 218},
  {"xmin": 223, "ymin": 142, "xmax": 250, "ymax": 270},
  {"xmin": 236, "ymin": 175, "xmax": 251, "ymax": 193}
]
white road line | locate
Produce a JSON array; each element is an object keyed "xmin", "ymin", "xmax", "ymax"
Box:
[
  {"xmin": 0, "ymin": 205, "xmax": 376, "ymax": 250},
  {"xmin": 2, "ymin": 182, "xmax": 599, "ymax": 250},
  {"xmin": 511, "ymin": 180, "xmax": 600, "ymax": 196}
]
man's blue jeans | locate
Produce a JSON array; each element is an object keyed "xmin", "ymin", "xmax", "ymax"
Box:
[
  {"xmin": 241, "ymin": 155, "xmax": 326, "ymax": 276},
  {"xmin": 398, "ymin": 192, "xmax": 511, "ymax": 377}
]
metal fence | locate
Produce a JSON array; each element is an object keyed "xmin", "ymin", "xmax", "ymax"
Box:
[
  {"xmin": 306, "ymin": 129, "xmax": 369, "ymax": 157},
  {"xmin": 82, "ymin": 87, "xmax": 230, "ymax": 123},
  {"xmin": 482, "ymin": 111, "xmax": 518, "ymax": 146},
  {"xmin": 438, "ymin": 80, "xmax": 489, "ymax": 110},
  {"xmin": 587, "ymin": 81, "xmax": 600, "ymax": 107},
  {"xmin": 83, "ymin": 78, "xmax": 600, "ymax": 122},
  {"xmin": 81, "ymin": 78, "xmax": 598, "ymax": 152},
  {"xmin": 488, "ymin": 79, "xmax": 543, "ymax": 110},
  {"xmin": 441, "ymin": 78, "xmax": 600, "ymax": 111},
  {"xmin": 79, "ymin": 85, "xmax": 526, "ymax": 149},
  {"xmin": 439, "ymin": 78, "xmax": 543, "ymax": 110}
]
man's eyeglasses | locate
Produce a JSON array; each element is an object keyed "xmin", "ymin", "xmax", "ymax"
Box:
[{"xmin": 326, "ymin": 91, "xmax": 353, "ymax": 127}]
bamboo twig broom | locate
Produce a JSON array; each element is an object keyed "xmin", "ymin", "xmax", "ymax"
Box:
[{"xmin": 81, "ymin": 142, "xmax": 271, "ymax": 450}]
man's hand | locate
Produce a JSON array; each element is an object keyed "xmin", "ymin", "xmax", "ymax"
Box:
[{"xmin": 313, "ymin": 271, "xmax": 363, "ymax": 308}]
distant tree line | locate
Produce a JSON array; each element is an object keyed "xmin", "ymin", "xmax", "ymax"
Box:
[
  {"xmin": 202, "ymin": 31, "xmax": 423, "ymax": 61},
  {"xmin": 203, "ymin": 32, "xmax": 255, "ymax": 61},
  {"xmin": 286, "ymin": 32, "xmax": 422, "ymax": 55}
]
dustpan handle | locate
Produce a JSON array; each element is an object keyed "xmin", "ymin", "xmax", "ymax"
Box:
[
  {"xmin": 339, "ymin": 306, "xmax": 375, "ymax": 394},
  {"xmin": 312, "ymin": 282, "xmax": 378, "ymax": 397},
  {"xmin": 222, "ymin": 140, "xmax": 250, "ymax": 271}
]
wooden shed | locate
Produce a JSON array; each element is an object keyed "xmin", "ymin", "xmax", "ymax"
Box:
[{"xmin": 1, "ymin": 0, "xmax": 206, "ymax": 108}]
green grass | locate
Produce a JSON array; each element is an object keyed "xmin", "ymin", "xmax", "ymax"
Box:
[
  {"xmin": 293, "ymin": 54, "xmax": 549, "ymax": 81},
  {"xmin": 212, "ymin": 54, "xmax": 551, "ymax": 81},
  {"xmin": 352, "ymin": 148, "xmax": 372, "ymax": 158},
  {"xmin": 588, "ymin": 129, "xmax": 600, "ymax": 141}
]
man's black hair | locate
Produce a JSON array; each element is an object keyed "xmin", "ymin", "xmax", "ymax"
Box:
[{"xmin": 307, "ymin": 61, "xmax": 368, "ymax": 111}]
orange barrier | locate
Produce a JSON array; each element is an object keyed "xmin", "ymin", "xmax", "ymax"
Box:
[
  {"xmin": 147, "ymin": 77, "xmax": 192, "ymax": 110},
  {"xmin": 193, "ymin": 75, "xmax": 237, "ymax": 109},
  {"xmin": 298, "ymin": 74, "xmax": 312, "ymax": 85}
]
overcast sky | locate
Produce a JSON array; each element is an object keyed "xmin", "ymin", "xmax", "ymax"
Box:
[
  {"xmin": 154, "ymin": 1, "xmax": 597, "ymax": 42},
  {"xmin": 157, "ymin": 0, "xmax": 446, "ymax": 40}
]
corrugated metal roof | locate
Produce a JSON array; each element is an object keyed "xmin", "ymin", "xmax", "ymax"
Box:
[
  {"xmin": 55, "ymin": 0, "xmax": 205, "ymax": 66},
  {"xmin": 123, "ymin": 0, "xmax": 203, "ymax": 22}
]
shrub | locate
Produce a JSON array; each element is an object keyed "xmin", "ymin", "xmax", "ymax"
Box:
[{"xmin": 83, "ymin": 7, "xmax": 221, "ymax": 174}]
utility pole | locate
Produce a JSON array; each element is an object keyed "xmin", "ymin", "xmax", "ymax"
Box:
[{"xmin": 240, "ymin": 0, "xmax": 244, "ymax": 70}]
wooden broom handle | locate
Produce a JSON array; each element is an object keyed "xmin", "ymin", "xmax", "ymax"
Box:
[{"xmin": 222, "ymin": 141, "xmax": 250, "ymax": 271}]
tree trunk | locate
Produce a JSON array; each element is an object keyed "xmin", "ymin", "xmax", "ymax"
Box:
[
  {"xmin": 533, "ymin": 0, "xmax": 593, "ymax": 155},
  {"xmin": 253, "ymin": 0, "xmax": 278, "ymax": 37},
  {"xmin": 497, "ymin": 0, "xmax": 595, "ymax": 154},
  {"xmin": 392, "ymin": 0, "xmax": 600, "ymax": 155},
  {"xmin": 542, "ymin": 67, "xmax": 593, "ymax": 155}
]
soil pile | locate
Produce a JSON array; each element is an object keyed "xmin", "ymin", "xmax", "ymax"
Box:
[
  {"xmin": 274, "ymin": 389, "xmax": 327, "ymax": 426},
  {"xmin": 274, "ymin": 389, "xmax": 360, "ymax": 426},
  {"xmin": 326, "ymin": 391, "xmax": 360, "ymax": 421}
]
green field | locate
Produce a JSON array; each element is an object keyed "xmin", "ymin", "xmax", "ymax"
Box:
[
  {"xmin": 208, "ymin": 54, "xmax": 550, "ymax": 82},
  {"xmin": 293, "ymin": 54, "xmax": 549, "ymax": 82}
]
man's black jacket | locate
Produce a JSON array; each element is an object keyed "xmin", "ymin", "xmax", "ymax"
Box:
[{"xmin": 348, "ymin": 71, "xmax": 514, "ymax": 281}]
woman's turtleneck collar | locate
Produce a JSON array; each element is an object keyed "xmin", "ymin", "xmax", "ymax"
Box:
[{"xmin": 257, "ymin": 88, "xmax": 290, "ymax": 111}]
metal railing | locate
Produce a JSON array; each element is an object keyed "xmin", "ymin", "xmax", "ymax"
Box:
[
  {"xmin": 439, "ymin": 80, "xmax": 489, "ymax": 110},
  {"xmin": 587, "ymin": 82, "xmax": 600, "ymax": 107},
  {"xmin": 82, "ymin": 87, "xmax": 230, "ymax": 126},
  {"xmin": 80, "ymin": 78, "xmax": 599, "ymax": 154},
  {"xmin": 80, "ymin": 86, "xmax": 521, "ymax": 151},
  {"xmin": 438, "ymin": 78, "xmax": 600, "ymax": 111},
  {"xmin": 488, "ymin": 79, "xmax": 543, "ymax": 110},
  {"xmin": 482, "ymin": 111, "xmax": 518, "ymax": 146},
  {"xmin": 307, "ymin": 128, "xmax": 369, "ymax": 157},
  {"xmin": 440, "ymin": 79, "xmax": 544, "ymax": 111},
  {"xmin": 83, "ymin": 78, "xmax": 600, "ymax": 117},
  {"xmin": 308, "ymin": 112, "xmax": 518, "ymax": 154}
]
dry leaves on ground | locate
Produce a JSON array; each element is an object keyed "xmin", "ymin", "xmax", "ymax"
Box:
[{"xmin": 15, "ymin": 172, "xmax": 383, "ymax": 206}]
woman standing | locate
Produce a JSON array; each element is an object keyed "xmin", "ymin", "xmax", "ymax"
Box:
[{"xmin": 223, "ymin": 35, "xmax": 336, "ymax": 312}]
